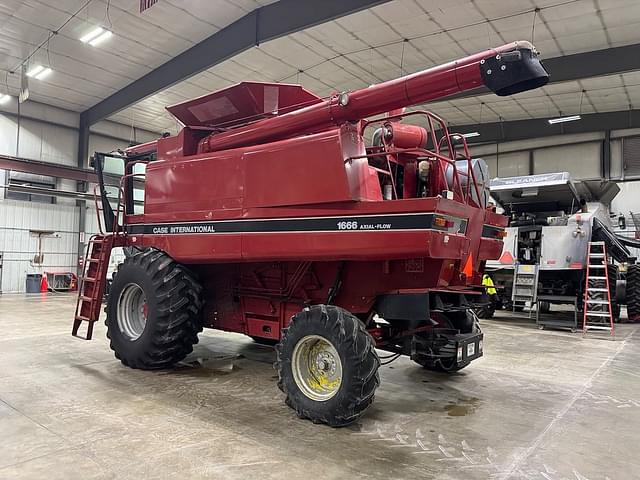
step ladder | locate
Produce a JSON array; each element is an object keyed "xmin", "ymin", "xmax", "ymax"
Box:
[
  {"xmin": 582, "ymin": 242, "xmax": 614, "ymax": 336},
  {"xmin": 72, "ymin": 235, "xmax": 114, "ymax": 340},
  {"xmin": 512, "ymin": 263, "xmax": 539, "ymax": 315}
]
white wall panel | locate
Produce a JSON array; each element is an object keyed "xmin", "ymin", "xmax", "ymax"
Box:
[
  {"xmin": 485, "ymin": 151, "xmax": 530, "ymax": 177},
  {"xmin": 9, "ymin": 118, "xmax": 77, "ymax": 166},
  {"xmin": 0, "ymin": 115, "xmax": 18, "ymax": 156},
  {"xmin": 611, "ymin": 139, "xmax": 623, "ymax": 180},
  {"xmin": 0, "ymin": 200, "xmax": 79, "ymax": 293},
  {"xmin": 533, "ymin": 142, "xmax": 601, "ymax": 179},
  {"xmin": 612, "ymin": 181, "xmax": 640, "ymax": 215}
]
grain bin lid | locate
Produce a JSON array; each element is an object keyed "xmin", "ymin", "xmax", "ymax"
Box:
[{"xmin": 166, "ymin": 82, "xmax": 322, "ymax": 129}]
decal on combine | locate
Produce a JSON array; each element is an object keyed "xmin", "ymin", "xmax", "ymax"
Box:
[{"xmin": 127, "ymin": 213, "xmax": 468, "ymax": 235}]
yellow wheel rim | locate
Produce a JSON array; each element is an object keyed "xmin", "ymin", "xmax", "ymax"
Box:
[{"xmin": 292, "ymin": 335, "xmax": 342, "ymax": 401}]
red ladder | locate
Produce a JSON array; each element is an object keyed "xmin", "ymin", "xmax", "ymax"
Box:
[
  {"xmin": 582, "ymin": 241, "xmax": 614, "ymax": 336},
  {"xmin": 72, "ymin": 235, "xmax": 114, "ymax": 340}
]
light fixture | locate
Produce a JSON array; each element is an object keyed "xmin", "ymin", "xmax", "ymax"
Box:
[
  {"xmin": 34, "ymin": 68, "xmax": 52, "ymax": 80},
  {"xmin": 89, "ymin": 30, "xmax": 112, "ymax": 46},
  {"xmin": 26, "ymin": 65, "xmax": 45, "ymax": 77},
  {"xmin": 0, "ymin": 94, "xmax": 11, "ymax": 105},
  {"xmin": 548, "ymin": 114, "xmax": 581, "ymax": 125},
  {"xmin": 521, "ymin": 188, "xmax": 539, "ymax": 197},
  {"xmin": 80, "ymin": 26, "xmax": 104, "ymax": 43},
  {"xmin": 461, "ymin": 132, "xmax": 480, "ymax": 138}
]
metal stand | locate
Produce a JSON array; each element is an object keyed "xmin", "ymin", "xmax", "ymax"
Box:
[{"xmin": 536, "ymin": 295, "xmax": 578, "ymax": 332}]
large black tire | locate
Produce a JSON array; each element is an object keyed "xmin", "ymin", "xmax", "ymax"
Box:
[
  {"xmin": 106, "ymin": 249, "xmax": 203, "ymax": 369},
  {"xmin": 538, "ymin": 301, "xmax": 551, "ymax": 314},
  {"xmin": 626, "ymin": 265, "xmax": 640, "ymax": 323},
  {"xmin": 414, "ymin": 310, "xmax": 476, "ymax": 373},
  {"xmin": 276, "ymin": 305, "xmax": 380, "ymax": 427},
  {"xmin": 474, "ymin": 294, "xmax": 495, "ymax": 319}
]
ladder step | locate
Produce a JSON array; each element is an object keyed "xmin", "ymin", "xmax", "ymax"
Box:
[
  {"xmin": 588, "ymin": 288, "xmax": 609, "ymax": 292},
  {"xmin": 79, "ymin": 295, "xmax": 97, "ymax": 302},
  {"xmin": 588, "ymin": 276, "xmax": 607, "ymax": 280},
  {"xmin": 586, "ymin": 299, "xmax": 609, "ymax": 304},
  {"xmin": 588, "ymin": 265, "xmax": 606, "ymax": 268},
  {"xmin": 590, "ymin": 241, "xmax": 605, "ymax": 246},
  {"xmin": 87, "ymin": 258, "xmax": 100, "ymax": 263},
  {"xmin": 589, "ymin": 254, "xmax": 605, "ymax": 258},
  {"xmin": 74, "ymin": 315, "xmax": 94, "ymax": 323},
  {"xmin": 81, "ymin": 277, "xmax": 97, "ymax": 283},
  {"xmin": 586, "ymin": 312, "xmax": 611, "ymax": 317},
  {"xmin": 584, "ymin": 325, "xmax": 613, "ymax": 331}
]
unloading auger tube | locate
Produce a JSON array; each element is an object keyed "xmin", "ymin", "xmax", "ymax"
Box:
[{"xmin": 198, "ymin": 41, "xmax": 548, "ymax": 153}]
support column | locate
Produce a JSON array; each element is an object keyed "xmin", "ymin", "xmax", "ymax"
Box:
[
  {"xmin": 76, "ymin": 118, "xmax": 90, "ymax": 275},
  {"xmin": 603, "ymin": 130, "xmax": 611, "ymax": 180}
]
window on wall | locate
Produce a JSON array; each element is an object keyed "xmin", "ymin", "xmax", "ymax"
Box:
[{"xmin": 4, "ymin": 172, "xmax": 56, "ymax": 204}]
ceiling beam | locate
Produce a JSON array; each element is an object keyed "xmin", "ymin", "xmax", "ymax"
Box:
[
  {"xmin": 455, "ymin": 109, "xmax": 640, "ymax": 145},
  {"xmin": 445, "ymin": 43, "xmax": 640, "ymax": 101},
  {"xmin": 80, "ymin": 0, "xmax": 392, "ymax": 126}
]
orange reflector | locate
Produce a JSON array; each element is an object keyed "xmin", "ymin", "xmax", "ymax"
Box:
[
  {"xmin": 499, "ymin": 251, "xmax": 514, "ymax": 264},
  {"xmin": 496, "ymin": 230, "xmax": 507, "ymax": 238},
  {"xmin": 434, "ymin": 216, "xmax": 447, "ymax": 227}
]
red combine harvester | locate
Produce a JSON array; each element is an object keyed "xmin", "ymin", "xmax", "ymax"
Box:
[{"xmin": 73, "ymin": 41, "xmax": 548, "ymax": 426}]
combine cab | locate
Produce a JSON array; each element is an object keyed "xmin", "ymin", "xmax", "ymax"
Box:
[{"xmin": 73, "ymin": 41, "xmax": 549, "ymax": 426}]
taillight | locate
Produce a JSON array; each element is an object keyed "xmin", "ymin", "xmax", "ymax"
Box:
[{"xmin": 434, "ymin": 216, "xmax": 454, "ymax": 228}]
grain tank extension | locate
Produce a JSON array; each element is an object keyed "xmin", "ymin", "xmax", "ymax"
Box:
[{"xmin": 72, "ymin": 41, "xmax": 548, "ymax": 426}]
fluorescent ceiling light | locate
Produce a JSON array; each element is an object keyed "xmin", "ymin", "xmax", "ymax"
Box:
[
  {"xmin": 0, "ymin": 94, "xmax": 11, "ymax": 104},
  {"xmin": 461, "ymin": 132, "xmax": 480, "ymax": 138},
  {"xmin": 34, "ymin": 67, "xmax": 52, "ymax": 80},
  {"xmin": 89, "ymin": 30, "xmax": 112, "ymax": 46},
  {"xmin": 548, "ymin": 114, "xmax": 581, "ymax": 125},
  {"xmin": 26, "ymin": 65, "xmax": 45, "ymax": 77},
  {"xmin": 80, "ymin": 26, "xmax": 104, "ymax": 43}
]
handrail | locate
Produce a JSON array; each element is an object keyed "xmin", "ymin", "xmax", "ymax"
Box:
[
  {"xmin": 115, "ymin": 159, "xmax": 149, "ymax": 230},
  {"xmin": 361, "ymin": 110, "xmax": 466, "ymax": 203},
  {"xmin": 360, "ymin": 110, "xmax": 485, "ymax": 207},
  {"xmin": 92, "ymin": 158, "xmax": 148, "ymax": 236}
]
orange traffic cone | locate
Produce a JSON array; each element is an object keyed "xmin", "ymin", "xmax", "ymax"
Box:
[
  {"xmin": 462, "ymin": 253, "xmax": 474, "ymax": 278},
  {"xmin": 40, "ymin": 272, "xmax": 48, "ymax": 292}
]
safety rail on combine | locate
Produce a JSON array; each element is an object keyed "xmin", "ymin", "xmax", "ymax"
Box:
[{"xmin": 358, "ymin": 110, "xmax": 481, "ymax": 206}]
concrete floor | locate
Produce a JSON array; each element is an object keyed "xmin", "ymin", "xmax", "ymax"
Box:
[{"xmin": 1, "ymin": 293, "xmax": 639, "ymax": 480}]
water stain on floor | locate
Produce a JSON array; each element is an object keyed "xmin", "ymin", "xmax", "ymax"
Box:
[{"xmin": 443, "ymin": 396, "xmax": 480, "ymax": 416}]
